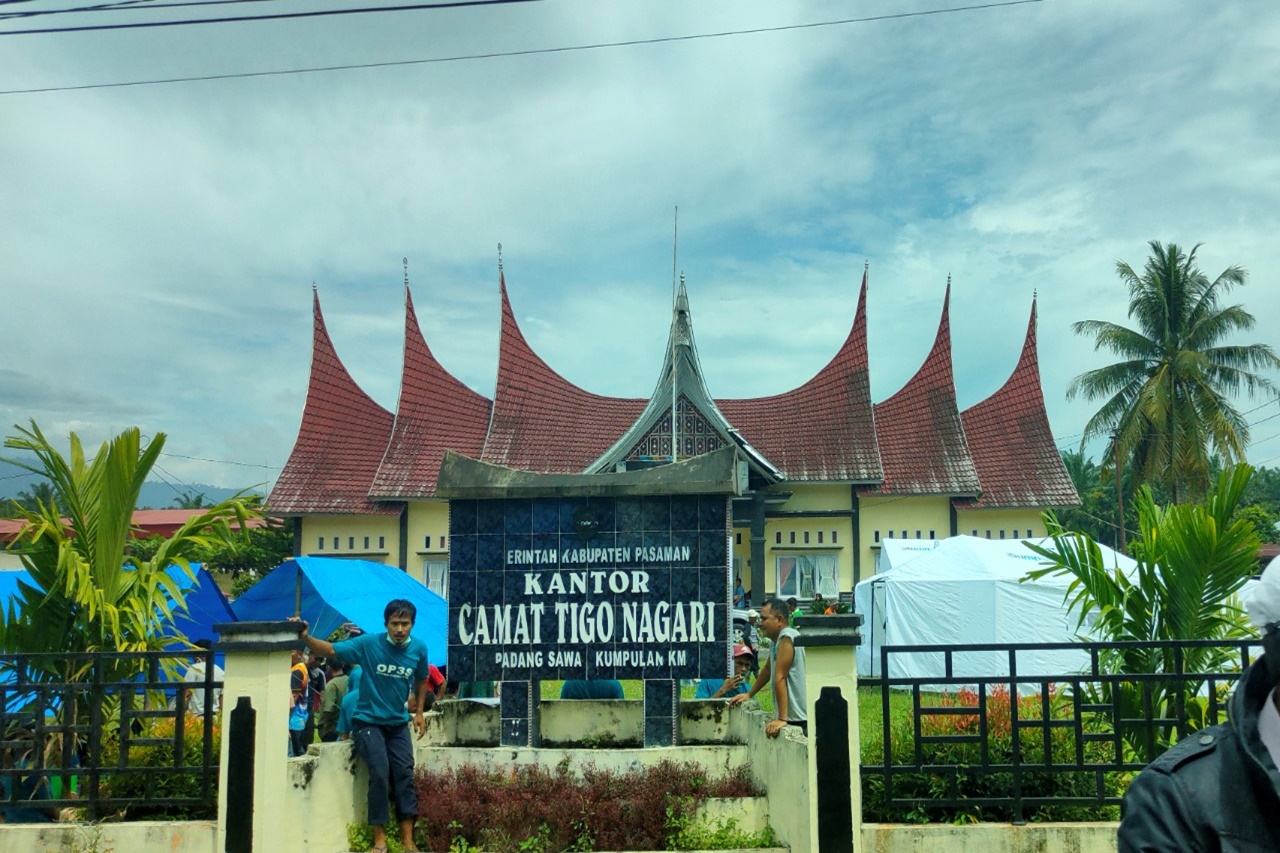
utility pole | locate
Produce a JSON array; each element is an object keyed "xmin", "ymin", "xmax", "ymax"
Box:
[{"xmin": 1113, "ymin": 429, "xmax": 1126, "ymax": 553}]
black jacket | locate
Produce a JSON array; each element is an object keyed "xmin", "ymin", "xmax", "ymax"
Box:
[{"xmin": 1117, "ymin": 656, "xmax": 1280, "ymax": 852}]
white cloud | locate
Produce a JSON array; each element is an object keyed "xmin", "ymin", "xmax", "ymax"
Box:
[{"xmin": 2, "ymin": 0, "xmax": 1279, "ymax": 486}]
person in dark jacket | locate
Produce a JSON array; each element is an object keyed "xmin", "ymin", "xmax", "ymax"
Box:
[{"xmin": 1117, "ymin": 559, "xmax": 1280, "ymax": 852}]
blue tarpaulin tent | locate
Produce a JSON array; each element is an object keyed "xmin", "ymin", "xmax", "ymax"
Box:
[
  {"xmin": 0, "ymin": 564, "xmax": 235, "ymax": 649},
  {"xmin": 230, "ymin": 558, "xmax": 447, "ymax": 666}
]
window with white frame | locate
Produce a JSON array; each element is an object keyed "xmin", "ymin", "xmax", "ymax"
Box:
[
  {"xmin": 775, "ymin": 553, "xmax": 838, "ymax": 600},
  {"xmin": 422, "ymin": 559, "xmax": 448, "ymax": 599}
]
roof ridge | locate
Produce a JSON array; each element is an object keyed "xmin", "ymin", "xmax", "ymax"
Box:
[
  {"xmin": 959, "ymin": 297, "xmax": 1079, "ymax": 509},
  {"xmin": 369, "ymin": 281, "xmax": 493, "ymax": 498},
  {"xmin": 268, "ymin": 288, "xmax": 397, "ymax": 516},
  {"xmin": 480, "ymin": 266, "xmax": 645, "ymax": 471},
  {"xmin": 861, "ymin": 280, "xmax": 981, "ymax": 496}
]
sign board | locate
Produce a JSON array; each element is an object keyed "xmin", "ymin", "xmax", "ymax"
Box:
[{"xmin": 447, "ymin": 495, "xmax": 731, "ymax": 682}]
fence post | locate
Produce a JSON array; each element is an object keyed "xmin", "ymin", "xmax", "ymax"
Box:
[
  {"xmin": 214, "ymin": 621, "xmax": 300, "ymax": 853},
  {"xmin": 794, "ymin": 614, "xmax": 863, "ymax": 853}
]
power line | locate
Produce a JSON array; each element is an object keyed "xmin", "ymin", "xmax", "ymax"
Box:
[
  {"xmin": 2, "ymin": 0, "xmax": 278, "ymax": 20},
  {"xmin": 0, "ymin": 0, "xmax": 1045, "ymax": 94},
  {"xmin": 159, "ymin": 450, "xmax": 278, "ymax": 470},
  {"xmin": 1, "ymin": 0, "xmax": 161, "ymax": 21},
  {"xmin": 1, "ymin": 0, "xmax": 545, "ymax": 34}
]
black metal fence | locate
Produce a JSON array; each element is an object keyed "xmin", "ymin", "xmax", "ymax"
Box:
[
  {"xmin": 0, "ymin": 649, "xmax": 221, "ymax": 821},
  {"xmin": 860, "ymin": 638, "xmax": 1263, "ymax": 823}
]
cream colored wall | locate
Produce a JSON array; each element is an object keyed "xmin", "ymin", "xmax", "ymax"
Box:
[
  {"xmin": 732, "ymin": 484, "xmax": 854, "ymax": 598},
  {"xmin": 857, "ymin": 495, "xmax": 952, "ymax": 580},
  {"xmin": 954, "ymin": 508, "xmax": 1046, "ymax": 542},
  {"xmin": 405, "ymin": 499, "xmax": 450, "ymax": 586},
  {"xmin": 300, "ymin": 514, "xmax": 401, "ymax": 566}
]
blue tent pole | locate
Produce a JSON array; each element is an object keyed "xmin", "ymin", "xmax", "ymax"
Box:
[{"xmin": 294, "ymin": 569, "xmax": 303, "ymax": 619}]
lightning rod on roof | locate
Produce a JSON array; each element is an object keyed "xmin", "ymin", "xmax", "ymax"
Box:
[
  {"xmin": 671, "ymin": 207, "xmax": 679, "ymax": 463},
  {"xmin": 403, "ymin": 257, "xmax": 409, "ymax": 289}
]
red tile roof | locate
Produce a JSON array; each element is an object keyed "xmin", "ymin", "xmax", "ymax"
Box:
[
  {"xmin": 0, "ymin": 509, "xmax": 268, "ymax": 542},
  {"xmin": 480, "ymin": 272, "xmax": 646, "ymax": 472},
  {"xmin": 717, "ymin": 270, "xmax": 882, "ymax": 482},
  {"xmin": 268, "ymin": 291, "xmax": 398, "ymax": 516},
  {"xmin": 958, "ymin": 301, "xmax": 1080, "ymax": 508},
  {"xmin": 859, "ymin": 282, "xmax": 981, "ymax": 497},
  {"xmin": 369, "ymin": 287, "xmax": 493, "ymax": 498}
]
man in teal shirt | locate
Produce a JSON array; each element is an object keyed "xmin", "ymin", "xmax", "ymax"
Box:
[{"xmin": 298, "ymin": 600, "xmax": 431, "ymax": 853}]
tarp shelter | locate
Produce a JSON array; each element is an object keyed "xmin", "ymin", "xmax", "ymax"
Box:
[
  {"xmin": 0, "ymin": 564, "xmax": 235, "ymax": 651},
  {"xmin": 853, "ymin": 535, "xmax": 1137, "ymax": 682},
  {"xmin": 875, "ymin": 538, "xmax": 938, "ymax": 574},
  {"xmin": 231, "ymin": 557, "xmax": 447, "ymax": 667}
]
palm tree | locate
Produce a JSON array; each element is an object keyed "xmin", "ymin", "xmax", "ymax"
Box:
[
  {"xmin": 172, "ymin": 490, "xmax": 208, "ymax": 509},
  {"xmin": 1069, "ymin": 241, "xmax": 1280, "ymax": 503},
  {"xmin": 14, "ymin": 480, "xmax": 58, "ymax": 513},
  {"xmin": 0, "ymin": 421, "xmax": 261, "ymax": 692}
]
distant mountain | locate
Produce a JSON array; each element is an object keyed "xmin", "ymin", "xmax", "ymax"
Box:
[
  {"xmin": 135, "ymin": 482, "xmax": 263, "ymax": 510},
  {"xmin": 0, "ymin": 456, "xmax": 261, "ymax": 508}
]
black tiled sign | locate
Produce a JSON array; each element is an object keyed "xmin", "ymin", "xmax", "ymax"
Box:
[{"xmin": 448, "ymin": 495, "xmax": 731, "ymax": 681}]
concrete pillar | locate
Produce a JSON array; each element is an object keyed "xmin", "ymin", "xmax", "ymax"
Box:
[
  {"xmin": 214, "ymin": 620, "xmax": 302, "ymax": 853},
  {"xmin": 793, "ymin": 614, "xmax": 862, "ymax": 853}
]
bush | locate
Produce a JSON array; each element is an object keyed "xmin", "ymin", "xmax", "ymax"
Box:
[
  {"xmin": 861, "ymin": 685, "xmax": 1124, "ymax": 823},
  {"xmin": 404, "ymin": 761, "xmax": 763, "ymax": 853},
  {"xmin": 100, "ymin": 714, "xmax": 221, "ymax": 819}
]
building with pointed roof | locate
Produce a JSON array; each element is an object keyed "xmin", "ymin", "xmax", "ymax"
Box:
[{"xmin": 269, "ymin": 262, "xmax": 1077, "ymax": 604}]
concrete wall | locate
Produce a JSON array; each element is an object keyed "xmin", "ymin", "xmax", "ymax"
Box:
[
  {"xmin": 862, "ymin": 822, "xmax": 1118, "ymax": 853},
  {"xmin": 0, "ymin": 820, "xmax": 216, "ymax": 853}
]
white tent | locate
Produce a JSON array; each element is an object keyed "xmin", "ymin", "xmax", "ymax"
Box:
[
  {"xmin": 853, "ymin": 535, "xmax": 1136, "ymax": 682},
  {"xmin": 875, "ymin": 538, "xmax": 938, "ymax": 574}
]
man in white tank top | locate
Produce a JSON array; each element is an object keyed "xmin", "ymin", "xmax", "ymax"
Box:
[{"xmin": 730, "ymin": 597, "xmax": 807, "ymax": 736}]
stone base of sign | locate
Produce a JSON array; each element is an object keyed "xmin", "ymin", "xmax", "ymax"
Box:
[
  {"xmin": 643, "ymin": 678, "xmax": 680, "ymax": 746},
  {"xmin": 500, "ymin": 680, "xmax": 542, "ymax": 747}
]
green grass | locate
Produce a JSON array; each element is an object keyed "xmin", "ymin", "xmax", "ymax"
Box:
[{"xmin": 536, "ymin": 680, "xmax": 922, "ymax": 751}]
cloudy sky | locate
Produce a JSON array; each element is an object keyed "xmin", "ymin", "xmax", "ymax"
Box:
[{"xmin": 2, "ymin": 0, "xmax": 1278, "ymax": 497}]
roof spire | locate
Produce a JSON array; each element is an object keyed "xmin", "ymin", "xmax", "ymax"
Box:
[
  {"xmin": 403, "ymin": 257, "xmax": 409, "ymax": 290},
  {"xmin": 497, "ymin": 242, "xmax": 504, "ymax": 275}
]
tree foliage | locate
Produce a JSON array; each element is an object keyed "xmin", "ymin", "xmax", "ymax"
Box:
[
  {"xmin": 1026, "ymin": 464, "xmax": 1260, "ymax": 759},
  {"xmin": 1069, "ymin": 241, "xmax": 1280, "ymax": 503},
  {"xmin": 0, "ymin": 421, "xmax": 262, "ymax": 685},
  {"xmin": 171, "ymin": 490, "xmax": 209, "ymax": 509}
]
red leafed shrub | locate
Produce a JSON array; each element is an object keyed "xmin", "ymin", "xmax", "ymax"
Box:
[{"xmin": 414, "ymin": 760, "xmax": 760, "ymax": 852}]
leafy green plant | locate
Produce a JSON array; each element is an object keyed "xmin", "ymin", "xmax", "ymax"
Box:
[
  {"xmin": 665, "ymin": 796, "xmax": 777, "ymax": 851},
  {"xmin": 100, "ymin": 714, "xmax": 221, "ymax": 819},
  {"xmin": 348, "ymin": 822, "xmax": 411, "ymax": 853},
  {"xmin": 1026, "ymin": 464, "xmax": 1260, "ymax": 759},
  {"xmin": 0, "ymin": 422, "xmax": 261, "ymax": 687},
  {"xmin": 860, "ymin": 685, "xmax": 1124, "ymax": 824}
]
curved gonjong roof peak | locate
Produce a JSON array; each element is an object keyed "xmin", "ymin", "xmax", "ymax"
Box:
[
  {"xmin": 586, "ymin": 277, "xmax": 782, "ymax": 480},
  {"xmin": 480, "ymin": 270, "xmax": 645, "ymax": 472},
  {"xmin": 369, "ymin": 284, "xmax": 493, "ymax": 498},
  {"xmin": 269, "ymin": 289, "xmax": 397, "ymax": 516},
  {"xmin": 717, "ymin": 266, "xmax": 881, "ymax": 482},
  {"xmin": 859, "ymin": 279, "xmax": 980, "ymax": 497},
  {"xmin": 958, "ymin": 299, "xmax": 1080, "ymax": 509}
]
